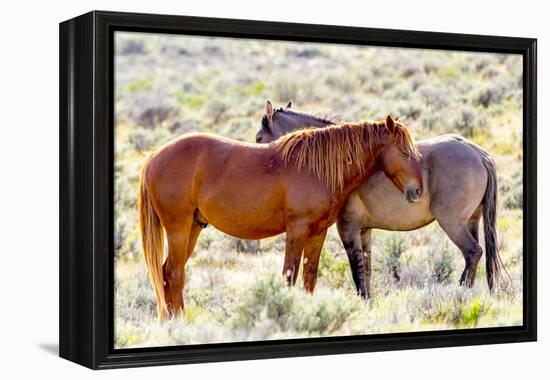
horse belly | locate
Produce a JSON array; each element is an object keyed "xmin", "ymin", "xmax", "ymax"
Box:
[
  {"xmin": 202, "ymin": 205, "xmax": 286, "ymax": 240},
  {"xmin": 196, "ymin": 181, "xmax": 287, "ymax": 240}
]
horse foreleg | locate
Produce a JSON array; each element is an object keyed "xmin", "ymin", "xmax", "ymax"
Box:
[
  {"xmin": 360, "ymin": 228, "xmax": 373, "ymax": 299},
  {"xmin": 283, "ymin": 229, "xmax": 306, "ymax": 286},
  {"xmin": 302, "ymin": 230, "xmax": 328, "ymax": 293},
  {"xmin": 337, "ymin": 219, "xmax": 367, "ymax": 298}
]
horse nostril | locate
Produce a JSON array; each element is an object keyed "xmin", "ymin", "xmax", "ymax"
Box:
[{"xmin": 416, "ymin": 188, "xmax": 422, "ymax": 197}]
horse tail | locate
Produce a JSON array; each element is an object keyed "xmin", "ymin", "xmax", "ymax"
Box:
[
  {"xmin": 138, "ymin": 158, "xmax": 168, "ymax": 320},
  {"xmin": 479, "ymin": 149, "xmax": 509, "ymax": 291}
]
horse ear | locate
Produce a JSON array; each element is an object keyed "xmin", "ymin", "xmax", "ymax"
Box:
[
  {"xmin": 286, "ymin": 101, "xmax": 292, "ymax": 108},
  {"xmin": 386, "ymin": 114, "xmax": 396, "ymax": 133},
  {"xmin": 266, "ymin": 100, "xmax": 274, "ymax": 119}
]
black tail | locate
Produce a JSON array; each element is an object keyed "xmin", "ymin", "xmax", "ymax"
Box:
[{"xmin": 476, "ymin": 147, "xmax": 509, "ymax": 290}]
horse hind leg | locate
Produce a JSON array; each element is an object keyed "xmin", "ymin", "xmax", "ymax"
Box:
[
  {"xmin": 188, "ymin": 222, "xmax": 203, "ymax": 254},
  {"xmin": 302, "ymin": 230, "xmax": 328, "ymax": 293},
  {"xmin": 162, "ymin": 214, "xmax": 196, "ymax": 318},
  {"xmin": 464, "ymin": 211, "xmax": 482, "ymax": 286},
  {"xmin": 187, "ymin": 210, "xmax": 207, "ymax": 262},
  {"xmin": 193, "ymin": 209, "xmax": 209, "ymax": 229},
  {"xmin": 459, "ymin": 240, "xmax": 482, "ymax": 287},
  {"xmin": 438, "ymin": 219, "xmax": 483, "ymax": 288},
  {"xmin": 466, "ymin": 206, "xmax": 482, "ymax": 243}
]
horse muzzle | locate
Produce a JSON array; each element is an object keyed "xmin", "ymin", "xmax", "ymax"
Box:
[{"xmin": 405, "ymin": 187, "xmax": 422, "ymax": 204}]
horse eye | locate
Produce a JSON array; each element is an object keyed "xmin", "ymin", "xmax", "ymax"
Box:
[{"xmin": 401, "ymin": 151, "xmax": 409, "ymax": 159}]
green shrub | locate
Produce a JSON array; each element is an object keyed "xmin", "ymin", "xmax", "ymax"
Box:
[
  {"xmin": 431, "ymin": 241, "xmax": 454, "ymax": 284},
  {"xmin": 243, "ymin": 81, "xmax": 266, "ymax": 96},
  {"xmin": 400, "ymin": 63, "xmax": 422, "ymax": 78},
  {"xmin": 230, "ymin": 272, "xmax": 297, "ymax": 330},
  {"xmin": 325, "ymin": 71, "xmax": 360, "ymax": 93},
  {"xmin": 288, "ymin": 291, "xmax": 359, "ymax": 334},
  {"xmin": 185, "ymin": 94, "xmax": 206, "ymax": 110},
  {"xmin": 475, "ymin": 83, "xmax": 507, "ymax": 107},
  {"xmin": 418, "ymin": 111, "xmax": 445, "ymax": 131},
  {"xmin": 459, "ymin": 298, "xmax": 484, "ymax": 327},
  {"xmin": 129, "ymin": 126, "xmax": 170, "ymax": 152},
  {"xmin": 118, "ymin": 39, "xmax": 145, "ymax": 55},
  {"xmin": 500, "ymin": 171, "xmax": 523, "ymax": 209},
  {"xmin": 205, "ymin": 99, "xmax": 228, "ymax": 122},
  {"xmin": 380, "ymin": 233, "xmax": 408, "ymax": 282},
  {"xmin": 452, "ymin": 106, "xmax": 477, "ymax": 137},
  {"xmin": 126, "ymin": 76, "xmax": 154, "ymax": 93},
  {"xmin": 220, "ymin": 118, "xmax": 254, "ymax": 141},
  {"xmin": 395, "ymin": 98, "xmax": 423, "ymax": 120},
  {"xmin": 417, "ymin": 84, "xmax": 449, "ymax": 110},
  {"xmin": 232, "ymin": 238, "xmax": 260, "ymax": 253},
  {"xmin": 317, "ymin": 246, "xmax": 350, "ymax": 289},
  {"xmin": 273, "ymin": 77, "xmax": 297, "ymax": 103},
  {"xmin": 231, "ymin": 271, "xmax": 360, "ymax": 335}
]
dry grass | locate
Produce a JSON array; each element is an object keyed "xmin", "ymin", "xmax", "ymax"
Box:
[{"xmin": 115, "ymin": 229, "xmax": 522, "ymax": 348}]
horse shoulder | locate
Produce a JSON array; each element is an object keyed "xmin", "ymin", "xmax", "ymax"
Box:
[
  {"xmin": 338, "ymin": 190, "xmax": 368, "ymax": 226},
  {"xmin": 260, "ymin": 152, "xmax": 285, "ymax": 174}
]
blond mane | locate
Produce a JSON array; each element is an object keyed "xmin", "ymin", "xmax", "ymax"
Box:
[{"xmin": 271, "ymin": 120, "xmax": 419, "ymax": 192}]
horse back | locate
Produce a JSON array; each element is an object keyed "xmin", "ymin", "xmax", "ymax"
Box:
[
  {"xmin": 419, "ymin": 134, "xmax": 488, "ymax": 191},
  {"xmin": 417, "ymin": 135, "xmax": 489, "ymax": 219},
  {"xmin": 144, "ymin": 133, "xmax": 289, "ymax": 210},
  {"xmin": 354, "ymin": 134, "xmax": 490, "ymax": 230}
]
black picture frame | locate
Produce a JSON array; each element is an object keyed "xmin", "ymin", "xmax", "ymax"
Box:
[{"xmin": 59, "ymin": 10, "xmax": 537, "ymax": 369}]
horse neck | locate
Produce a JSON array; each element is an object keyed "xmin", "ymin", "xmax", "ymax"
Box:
[
  {"xmin": 305, "ymin": 116, "xmax": 333, "ymax": 129},
  {"xmin": 337, "ymin": 137, "xmax": 385, "ymax": 198},
  {"xmin": 339, "ymin": 155, "xmax": 379, "ymax": 197},
  {"xmin": 281, "ymin": 112, "xmax": 333, "ymax": 132}
]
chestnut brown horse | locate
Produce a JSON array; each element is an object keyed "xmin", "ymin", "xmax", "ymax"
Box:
[
  {"xmin": 256, "ymin": 101, "xmax": 508, "ymax": 298},
  {"xmin": 139, "ymin": 115, "xmax": 422, "ymax": 320}
]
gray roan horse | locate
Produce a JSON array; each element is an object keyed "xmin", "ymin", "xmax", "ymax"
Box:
[{"xmin": 256, "ymin": 101, "xmax": 507, "ymax": 298}]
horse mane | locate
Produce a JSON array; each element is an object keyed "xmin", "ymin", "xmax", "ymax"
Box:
[
  {"xmin": 271, "ymin": 120, "xmax": 419, "ymax": 192},
  {"xmin": 274, "ymin": 107, "xmax": 338, "ymax": 125}
]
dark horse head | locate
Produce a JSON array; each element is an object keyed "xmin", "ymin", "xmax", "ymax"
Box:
[{"xmin": 255, "ymin": 101, "xmax": 422, "ymax": 203}]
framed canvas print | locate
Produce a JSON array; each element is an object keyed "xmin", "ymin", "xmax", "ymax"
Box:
[{"xmin": 59, "ymin": 11, "xmax": 537, "ymax": 369}]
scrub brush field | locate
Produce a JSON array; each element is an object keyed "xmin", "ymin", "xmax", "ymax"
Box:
[{"xmin": 114, "ymin": 32, "xmax": 523, "ymax": 348}]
